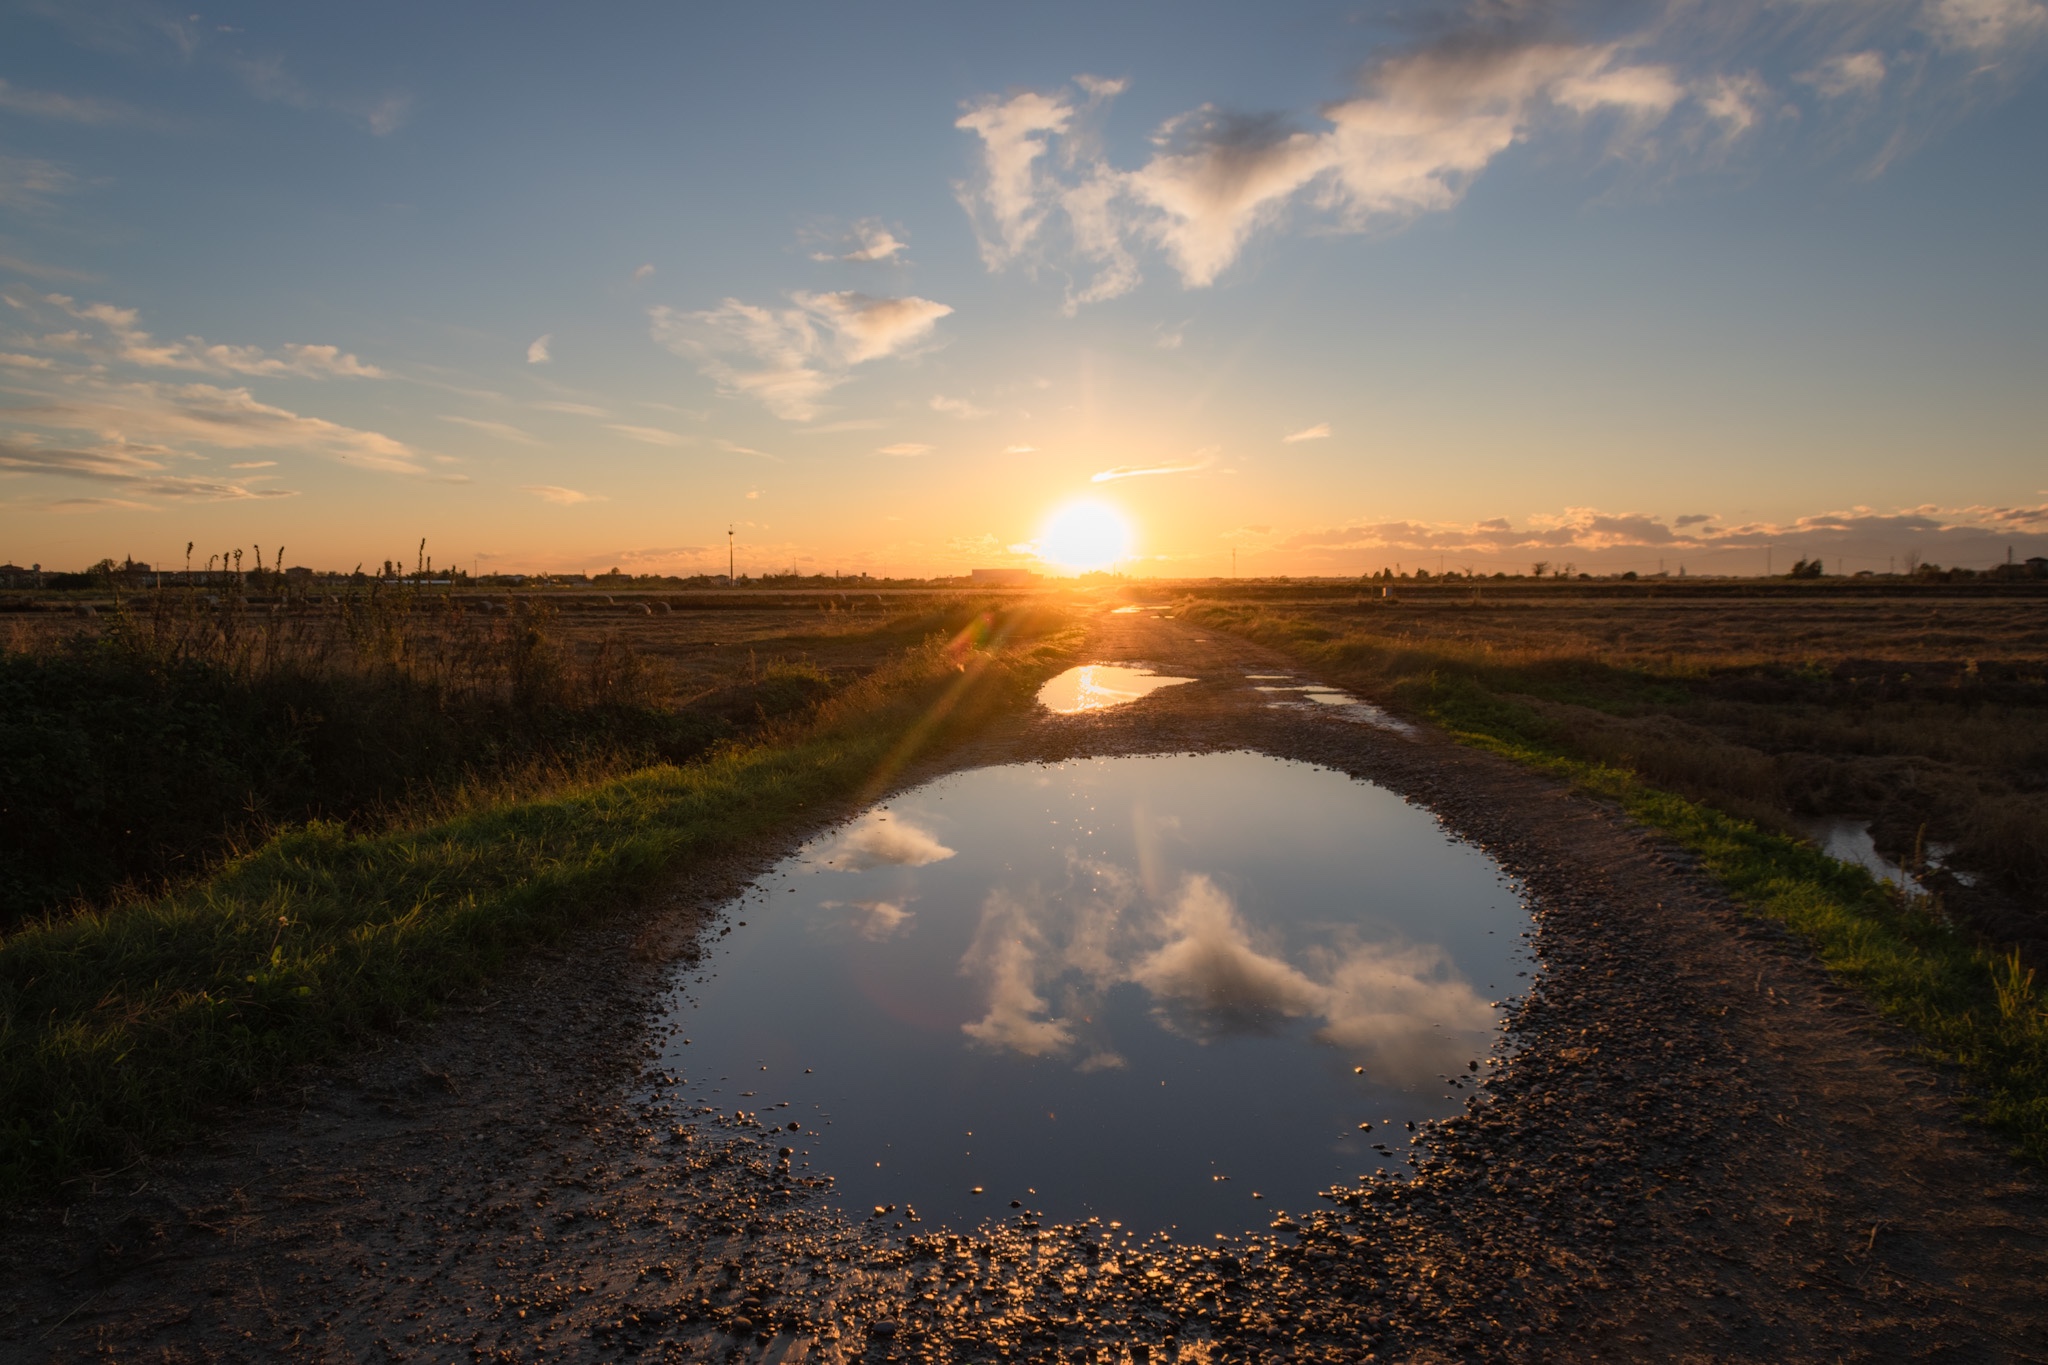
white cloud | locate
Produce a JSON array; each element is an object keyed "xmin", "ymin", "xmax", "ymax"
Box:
[
  {"xmin": 603, "ymin": 423, "xmax": 690, "ymax": 446},
  {"xmin": 822, "ymin": 813, "xmax": 955, "ymax": 871},
  {"xmin": 954, "ymin": 7, "xmax": 2044, "ymax": 303},
  {"xmin": 633, "ymin": 263, "xmax": 656, "ymax": 281},
  {"xmin": 960, "ymin": 49, "xmax": 1711, "ymax": 293},
  {"xmin": 36, "ymin": 294, "xmax": 385, "ymax": 377},
  {"xmin": 876, "ymin": 442, "xmax": 933, "ymax": 457},
  {"xmin": 1004, "ymin": 443, "xmax": 1037, "ymax": 454},
  {"xmin": 798, "ymin": 291, "xmax": 954, "ymax": 364},
  {"xmin": 1283, "ymin": 422, "xmax": 1330, "ymax": 443},
  {"xmin": 1129, "ymin": 876, "xmax": 1327, "ymax": 1026},
  {"xmin": 961, "ymin": 930, "xmax": 1074, "ymax": 1057},
  {"xmin": 954, "ymin": 90, "xmax": 1075, "ymax": 269},
  {"xmin": 930, "ymin": 394, "xmax": 992, "ymax": 419},
  {"xmin": 530, "ymin": 400, "xmax": 608, "ymax": 417},
  {"xmin": 650, "ymin": 289, "xmax": 953, "ymax": 421},
  {"xmin": 1799, "ymin": 51, "xmax": 1888, "ymax": 99},
  {"xmin": 812, "ymin": 219, "xmax": 909, "ymax": 263},
  {"xmin": 228, "ymin": 460, "xmax": 276, "ymax": 469},
  {"xmin": 522, "ymin": 484, "xmax": 604, "ymax": 506},
  {"xmin": 824, "ymin": 899, "xmax": 916, "ymax": 942},
  {"xmin": 527, "ymin": 334, "xmax": 552, "ymax": 364}
]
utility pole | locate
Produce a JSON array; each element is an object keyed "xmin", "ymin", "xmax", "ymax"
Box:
[{"xmin": 728, "ymin": 525, "xmax": 735, "ymax": 584}]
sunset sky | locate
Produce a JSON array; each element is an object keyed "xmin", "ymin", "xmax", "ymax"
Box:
[{"xmin": 2, "ymin": 0, "xmax": 2045, "ymax": 577}]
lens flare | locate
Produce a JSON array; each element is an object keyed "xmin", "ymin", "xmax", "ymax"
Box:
[{"xmin": 1038, "ymin": 501, "xmax": 1133, "ymax": 573}]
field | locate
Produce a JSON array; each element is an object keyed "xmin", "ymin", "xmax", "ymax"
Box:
[
  {"xmin": 0, "ymin": 584, "xmax": 1078, "ymax": 1192},
  {"xmin": 1178, "ymin": 581, "xmax": 2048, "ymax": 954},
  {"xmin": 0, "ymin": 583, "xmax": 1048, "ymax": 929}
]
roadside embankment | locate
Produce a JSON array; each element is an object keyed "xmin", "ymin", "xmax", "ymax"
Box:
[
  {"xmin": 1181, "ymin": 595, "xmax": 2048, "ymax": 1165},
  {"xmin": 0, "ymin": 604, "xmax": 1078, "ymax": 1199}
]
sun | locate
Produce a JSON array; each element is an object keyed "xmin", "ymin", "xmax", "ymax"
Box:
[{"xmin": 1038, "ymin": 500, "xmax": 1134, "ymax": 573}]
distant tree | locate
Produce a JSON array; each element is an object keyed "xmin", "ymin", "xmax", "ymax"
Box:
[
  {"xmin": 1530, "ymin": 560, "xmax": 1550, "ymax": 578},
  {"xmin": 1788, "ymin": 557, "xmax": 1825, "ymax": 579}
]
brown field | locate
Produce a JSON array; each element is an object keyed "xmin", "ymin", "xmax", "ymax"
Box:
[
  {"xmin": 1173, "ymin": 581, "xmax": 2048, "ymax": 955},
  {"xmin": 0, "ymin": 584, "xmax": 1068, "ymax": 927}
]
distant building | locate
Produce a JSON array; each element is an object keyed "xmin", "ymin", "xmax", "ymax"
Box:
[
  {"xmin": 2028, "ymin": 557, "xmax": 2048, "ymax": 579},
  {"xmin": 969, "ymin": 568, "xmax": 1038, "ymax": 586}
]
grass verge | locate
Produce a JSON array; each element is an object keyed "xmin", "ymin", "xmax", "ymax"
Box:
[
  {"xmin": 0, "ymin": 611, "xmax": 1077, "ymax": 1200},
  {"xmin": 1186, "ymin": 602, "xmax": 2048, "ymax": 1165}
]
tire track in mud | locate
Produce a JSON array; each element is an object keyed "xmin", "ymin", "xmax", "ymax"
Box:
[{"xmin": 5, "ymin": 607, "xmax": 2045, "ymax": 1363}]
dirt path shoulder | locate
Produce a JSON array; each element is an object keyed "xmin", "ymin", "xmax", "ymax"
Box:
[{"xmin": 4, "ymin": 608, "xmax": 2045, "ymax": 1364}]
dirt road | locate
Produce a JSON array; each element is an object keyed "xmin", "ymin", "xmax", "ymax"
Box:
[{"xmin": 6, "ymin": 608, "xmax": 2045, "ymax": 1363}]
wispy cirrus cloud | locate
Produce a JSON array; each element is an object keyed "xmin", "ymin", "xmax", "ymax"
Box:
[
  {"xmin": 649, "ymin": 289, "xmax": 953, "ymax": 421},
  {"xmin": 440, "ymin": 415, "xmax": 538, "ymax": 445},
  {"xmin": 521, "ymin": 484, "xmax": 605, "ymax": 506},
  {"xmin": 0, "ymin": 433, "xmax": 294, "ymax": 502},
  {"xmin": 1283, "ymin": 422, "xmax": 1329, "ymax": 443},
  {"xmin": 526, "ymin": 334, "xmax": 552, "ymax": 364},
  {"xmin": 5, "ymin": 379, "xmax": 422, "ymax": 474},
  {"xmin": 0, "ymin": 78, "xmax": 143, "ymax": 126},
  {"xmin": 603, "ymin": 423, "xmax": 690, "ymax": 447},
  {"xmin": 0, "ymin": 153, "xmax": 80, "ymax": 213},
  {"xmin": 1092, "ymin": 448, "xmax": 1216, "ymax": 483},
  {"xmin": 876, "ymin": 442, "xmax": 933, "ymax": 457}
]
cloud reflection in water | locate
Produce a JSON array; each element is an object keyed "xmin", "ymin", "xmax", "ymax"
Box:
[{"xmin": 953, "ymin": 864, "xmax": 1494, "ymax": 1087}]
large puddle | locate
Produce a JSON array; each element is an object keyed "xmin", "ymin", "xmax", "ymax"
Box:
[{"xmin": 655, "ymin": 752, "xmax": 1531, "ymax": 1237}]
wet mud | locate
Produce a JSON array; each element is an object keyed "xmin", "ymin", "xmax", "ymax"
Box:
[{"xmin": 5, "ymin": 609, "xmax": 2047, "ymax": 1363}]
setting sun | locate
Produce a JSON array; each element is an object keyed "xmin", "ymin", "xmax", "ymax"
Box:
[{"xmin": 1038, "ymin": 501, "xmax": 1134, "ymax": 574}]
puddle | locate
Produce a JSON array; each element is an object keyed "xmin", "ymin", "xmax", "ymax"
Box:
[
  {"xmin": 1795, "ymin": 817, "xmax": 1969, "ymax": 890},
  {"xmin": 1250, "ymin": 675, "xmax": 1420, "ymax": 738},
  {"xmin": 1037, "ymin": 663, "xmax": 1193, "ymax": 715},
  {"xmin": 655, "ymin": 752, "xmax": 1531, "ymax": 1237}
]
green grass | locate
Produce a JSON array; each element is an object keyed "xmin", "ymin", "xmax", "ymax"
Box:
[
  {"xmin": 1187, "ymin": 602, "xmax": 2048, "ymax": 1164},
  {"xmin": 0, "ymin": 617, "xmax": 1077, "ymax": 1199}
]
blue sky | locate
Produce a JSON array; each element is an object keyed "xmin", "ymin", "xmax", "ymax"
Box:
[{"xmin": 2, "ymin": 0, "xmax": 2045, "ymax": 576}]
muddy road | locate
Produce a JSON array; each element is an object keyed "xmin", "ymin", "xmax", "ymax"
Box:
[{"xmin": 5, "ymin": 608, "xmax": 2046, "ymax": 1363}]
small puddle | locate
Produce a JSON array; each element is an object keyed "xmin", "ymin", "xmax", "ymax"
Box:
[
  {"xmin": 654, "ymin": 752, "xmax": 1531, "ymax": 1237},
  {"xmin": 1037, "ymin": 663, "xmax": 1193, "ymax": 715},
  {"xmin": 1795, "ymin": 817, "xmax": 1968, "ymax": 890},
  {"xmin": 1250, "ymin": 674, "xmax": 1420, "ymax": 738}
]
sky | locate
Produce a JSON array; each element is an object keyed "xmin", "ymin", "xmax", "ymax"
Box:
[{"xmin": 2, "ymin": 0, "xmax": 2045, "ymax": 578}]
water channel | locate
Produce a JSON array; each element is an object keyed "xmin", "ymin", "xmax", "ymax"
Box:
[{"xmin": 655, "ymin": 751, "xmax": 1532, "ymax": 1237}]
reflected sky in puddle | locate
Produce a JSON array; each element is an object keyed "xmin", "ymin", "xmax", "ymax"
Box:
[
  {"xmin": 1250, "ymin": 674, "xmax": 1420, "ymax": 737},
  {"xmin": 1795, "ymin": 816, "xmax": 1967, "ymax": 890},
  {"xmin": 655, "ymin": 752, "xmax": 1530, "ymax": 1236},
  {"xmin": 1037, "ymin": 663, "xmax": 1193, "ymax": 714}
]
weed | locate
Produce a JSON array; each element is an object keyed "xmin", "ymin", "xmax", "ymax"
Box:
[{"xmin": 0, "ymin": 603, "xmax": 1079, "ymax": 1198}]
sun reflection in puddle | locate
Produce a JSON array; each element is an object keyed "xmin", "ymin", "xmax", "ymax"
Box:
[
  {"xmin": 1037, "ymin": 663, "xmax": 1193, "ymax": 714},
  {"xmin": 655, "ymin": 752, "xmax": 1530, "ymax": 1236}
]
